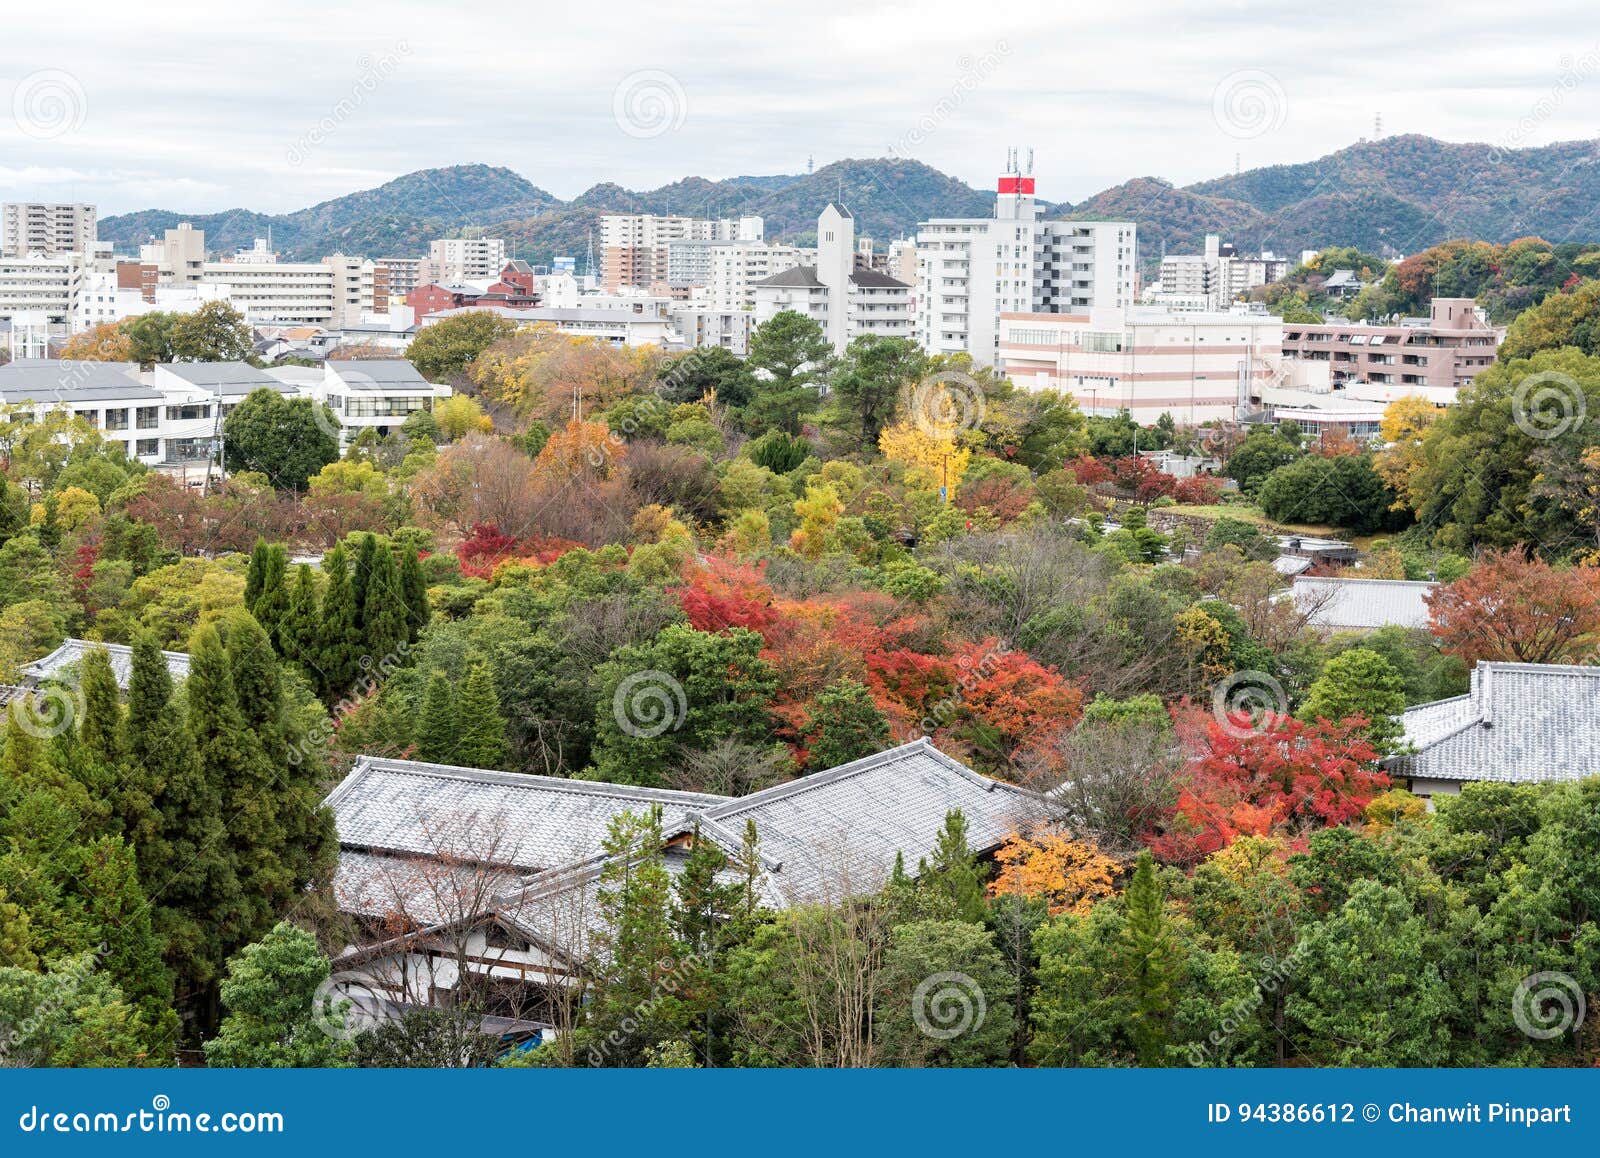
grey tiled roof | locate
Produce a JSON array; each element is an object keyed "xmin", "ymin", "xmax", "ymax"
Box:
[
  {"xmin": 329, "ymin": 740, "xmax": 1043, "ymax": 950},
  {"xmin": 327, "ymin": 756, "xmax": 730, "ymax": 873},
  {"xmin": 699, "ymin": 739, "xmax": 1042, "ymax": 904},
  {"xmin": 1386, "ymin": 662, "xmax": 1600, "ymax": 784},
  {"xmin": 1293, "ymin": 576, "xmax": 1437, "ymax": 631},
  {"xmin": 20, "ymin": 639, "xmax": 190, "ymax": 689},
  {"xmin": 0, "ymin": 359, "xmax": 163, "ymax": 404}
]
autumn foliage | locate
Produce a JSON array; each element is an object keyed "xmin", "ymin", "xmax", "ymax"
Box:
[
  {"xmin": 989, "ymin": 830, "xmax": 1120, "ymax": 915},
  {"xmin": 1149, "ymin": 710, "xmax": 1386, "ymax": 866},
  {"xmin": 1426, "ymin": 547, "xmax": 1600, "ymax": 665}
]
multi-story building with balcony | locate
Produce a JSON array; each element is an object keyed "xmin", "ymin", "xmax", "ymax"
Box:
[
  {"xmin": 1279, "ymin": 298, "xmax": 1502, "ymax": 392},
  {"xmin": 1, "ymin": 202, "xmax": 97, "ymax": 258}
]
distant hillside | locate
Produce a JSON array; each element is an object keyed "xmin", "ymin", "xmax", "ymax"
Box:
[
  {"xmin": 98, "ymin": 136, "xmax": 1600, "ymax": 271},
  {"xmin": 1174, "ymin": 135, "xmax": 1600, "ymax": 259},
  {"xmin": 98, "ymin": 164, "xmax": 561, "ymax": 258}
]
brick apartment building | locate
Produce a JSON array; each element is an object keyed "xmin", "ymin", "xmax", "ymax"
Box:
[{"xmin": 1279, "ymin": 297, "xmax": 1502, "ymax": 391}]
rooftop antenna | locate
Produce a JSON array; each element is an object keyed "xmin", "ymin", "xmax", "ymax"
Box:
[
  {"xmin": 1374, "ymin": 111, "xmax": 1383, "ymax": 138},
  {"xmin": 1026, "ymin": 147, "xmax": 1034, "ymax": 175},
  {"xmin": 584, "ymin": 228, "xmax": 596, "ymax": 278}
]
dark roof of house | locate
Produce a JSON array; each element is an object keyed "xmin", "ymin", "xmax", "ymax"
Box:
[
  {"xmin": 0, "ymin": 360, "xmax": 161, "ymax": 402},
  {"xmin": 848, "ymin": 267, "xmax": 912, "ymax": 289},
  {"xmin": 825, "ymin": 202, "xmax": 854, "ymax": 219},
  {"xmin": 752, "ymin": 265, "xmax": 825, "ymax": 289},
  {"xmin": 1385, "ymin": 663, "xmax": 1600, "ymax": 785}
]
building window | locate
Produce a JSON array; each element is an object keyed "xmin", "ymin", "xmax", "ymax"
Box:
[
  {"xmin": 105, "ymin": 407, "xmax": 129, "ymax": 431},
  {"xmin": 136, "ymin": 438, "xmax": 159, "ymax": 457}
]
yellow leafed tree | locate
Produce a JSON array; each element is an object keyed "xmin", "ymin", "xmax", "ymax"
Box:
[
  {"xmin": 1374, "ymin": 395, "xmax": 1440, "ymax": 513},
  {"xmin": 878, "ymin": 419, "xmax": 970, "ymax": 497}
]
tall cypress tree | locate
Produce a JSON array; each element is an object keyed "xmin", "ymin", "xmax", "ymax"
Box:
[
  {"xmin": 186, "ymin": 623, "xmax": 286, "ymax": 947},
  {"xmin": 125, "ymin": 632, "xmax": 239, "ymax": 998},
  {"xmin": 279, "ymin": 564, "xmax": 322, "ymax": 683},
  {"xmin": 352, "ymin": 532, "xmax": 379, "ymax": 633},
  {"xmin": 243, "ymin": 539, "xmax": 270, "ymax": 612},
  {"xmin": 73, "ymin": 834, "xmax": 179, "ymax": 1060},
  {"xmin": 454, "ymin": 663, "xmax": 506, "ymax": 769},
  {"xmin": 363, "ymin": 544, "xmax": 409, "ymax": 661},
  {"xmin": 414, "ymin": 671, "xmax": 456, "ymax": 764},
  {"xmin": 252, "ymin": 545, "xmax": 290, "ymax": 649},
  {"xmin": 77, "ymin": 646, "xmax": 123, "ymax": 769},
  {"xmin": 226, "ymin": 613, "xmax": 285, "ymax": 766},
  {"xmin": 225, "ymin": 612, "xmax": 336, "ymax": 903},
  {"xmin": 399, "ymin": 549, "xmax": 430, "ymax": 644},
  {"xmin": 319, "ymin": 544, "xmax": 359, "ymax": 700},
  {"xmin": 1120, "ymin": 850, "xmax": 1181, "ymax": 1066},
  {"xmin": 919, "ymin": 809, "xmax": 988, "ymax": 924}
]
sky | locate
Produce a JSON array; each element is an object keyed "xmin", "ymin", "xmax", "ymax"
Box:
[{"xmin": 3, "ymin": 0, "xmax": 1599, "ymax": 218}]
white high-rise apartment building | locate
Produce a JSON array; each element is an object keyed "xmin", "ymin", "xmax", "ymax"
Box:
[
  {"xmin": 916, "ymin": 157, "xmax": 1136, "ymax": 365},
  {"xmin": 601, "ymin": 213, "xmax": 763, "ymax": 290},
  {"xmin": 200, "ymin": 248, "xmax": 375, "ymax": 327},
  {"xmin": 2, "ymin": 202, "xmax": 97, "ymax": 258},
  {"xmin": 427, "ymin": 236, "xmax": 507, "ymax": 283},
  {"xmin": 0, "ymin": 252, "xmax": 85, "ymax": 323}
]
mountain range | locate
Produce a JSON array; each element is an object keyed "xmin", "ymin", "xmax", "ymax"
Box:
[{"xmin": 97, "ymin": 135, "xmax": 1600, "ymax": 271}]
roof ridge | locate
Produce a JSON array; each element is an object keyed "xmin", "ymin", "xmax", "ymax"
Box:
[
  {"xmin": 351, "ymin": 755, "xmax": 732, "ymax": 804},
  {"xmin": 1475, "ymin": 661, "xmax": 1600, "ymax": 676}
]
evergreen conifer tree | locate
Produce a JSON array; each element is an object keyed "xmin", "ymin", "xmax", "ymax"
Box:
[
  {"xmin": 318, "ymin": 545, "xmax": 360, "ymax": 700},
  {"xmin": 414, "ymin": 671, "xmax": 456, "ymax": 764},
  {"xmin": 454, "ymin": 663, "xmax": 506, "ymax": 769},
  {"xmin": 1120, "ymin": 850, "xmax": 1181, "ymax": 1066},
  {"xmin": 399, "ymin": 549, "xmax": 431, "ymax": 643}
]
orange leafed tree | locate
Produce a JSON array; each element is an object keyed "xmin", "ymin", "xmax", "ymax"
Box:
[
  {"xmin": 988, "ymin": 830, "xmax": 1119, "ymax": 915},
  {"xmin": 1426, "ymin": 547, "xmax": 1600, "ymax": 665}
]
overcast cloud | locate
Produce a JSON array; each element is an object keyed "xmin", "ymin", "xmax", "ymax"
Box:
[{"xmin": 3, "ymin": 0, "xmax": 1597, "ymax": 217}]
